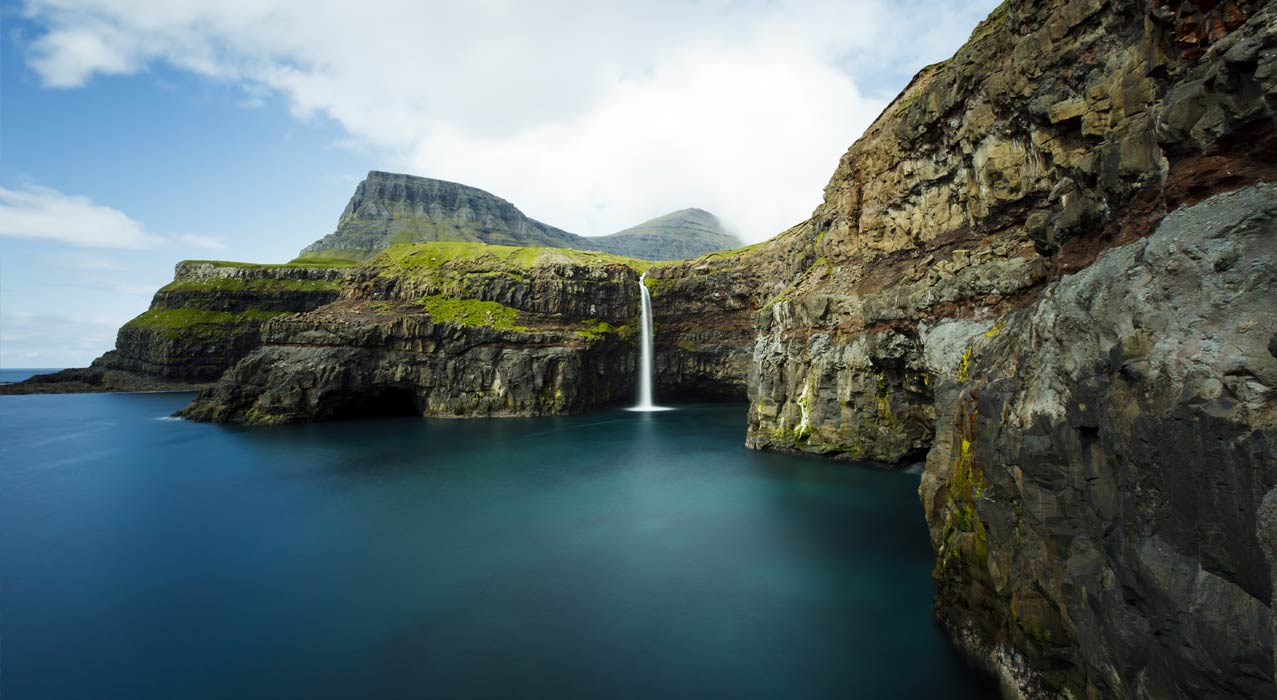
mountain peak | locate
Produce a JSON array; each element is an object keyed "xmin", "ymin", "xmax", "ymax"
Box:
[{"xmin": 298, "ymin": 172, "xmax": 741, "ymax": 262}]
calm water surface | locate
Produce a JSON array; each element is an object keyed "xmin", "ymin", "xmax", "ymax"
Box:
[
  {"xmin": 0, "ymin": 368, "xmax": 60, "ymax": 383},
  {"xmin": 0, "ymin": 393, "xmax": 995, "ymax": 699}
]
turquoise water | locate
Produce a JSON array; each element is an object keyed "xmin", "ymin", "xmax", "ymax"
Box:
[{"xmin": 0, "ymin": 393, "xmax": 995, "ymax": 699}]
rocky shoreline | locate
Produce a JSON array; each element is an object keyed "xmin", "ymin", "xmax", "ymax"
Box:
[{"xmin": 4, "ymin": 0, "xmax": 1274, "ymax": 696}]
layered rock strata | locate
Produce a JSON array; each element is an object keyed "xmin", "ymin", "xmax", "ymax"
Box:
[
  {"xmin": 731, "ymin": 0, "xmax": 1277, "ymax": 696},
  {"xmin": 0, "ymin": 261, "xmax": 347, "ymax": 394},
  {"xmin": 745, "ymin": 0, "xmax": 1277, "ymax": 466},
  {"xmin": 921, "ymin": 184, "xmax": 1276, "ymax": 699},
  {"xmin": 181, "ymin": 243, "xmax": 642, "ymax": 423}
]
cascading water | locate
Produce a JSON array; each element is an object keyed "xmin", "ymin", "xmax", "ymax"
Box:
[{"xmin": 627, "ymin": 272, "xmax": 671, "ymax": 412}]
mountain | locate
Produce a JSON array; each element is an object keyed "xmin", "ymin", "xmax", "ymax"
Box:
[
  {"xmin": 585, "ymin": 208, "xmax": 739, "ymax": 260},
  {"xmin": 296, "ymin": 171, "xmax": 741, "ymax": 262},
  {"xmin": 8, "ymin": 2, "xmax": 1276, "ymax": 697}
]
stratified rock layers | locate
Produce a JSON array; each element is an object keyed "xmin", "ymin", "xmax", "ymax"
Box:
[
  {"xmin": 922, "ymin": 185, "xmax": 1276, "ymax": 699},
  {"xmin": 729, "ymin": 0, "xmax": 1277, "ymax": 696},
  {"xmin": 181, "ymin": 244, "xmax": 641, "ymax": 423},
  {"xmin": 13, "ymin": 0, "xmax": 1276, "ymax": 695},
  {"xmin": 0, "ymin": 261, "xmax": 347, "ymax": 394}
]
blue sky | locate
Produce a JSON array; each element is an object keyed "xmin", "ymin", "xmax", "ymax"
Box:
[{"xmin": 0, "ymin": 0, "xmax": 998, "ymax": 368}]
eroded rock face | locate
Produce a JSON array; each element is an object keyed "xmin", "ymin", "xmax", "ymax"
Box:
[
  {"xmin": 713, "ymin": 0, "xmax": 1277, "ymax": 695},
  {"xmin": 744, "ymin": 0, "xmax": 1277, "ymax": 464},
  {"xmin": 921, "ymin": 185, "xmax": 1276, "ymax": 699},
  {"xmin": 181, "ymin": 244, "xmax": 642, "ymax": 423},
  {"xmin": 100, "ymin": 263, "xmax": 347, "ymax": 381},
  {"xmin": 645, "ymin": 226, "xmax": 810, "ymax": 401},
  {"xmin": 0, "ymin": 261, "xmax": 346, "ymax": 394}
]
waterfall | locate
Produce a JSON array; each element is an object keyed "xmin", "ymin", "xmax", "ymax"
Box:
[{"xmin": 627, "ymin": 272, "xmax": 670, "ymax": 412}]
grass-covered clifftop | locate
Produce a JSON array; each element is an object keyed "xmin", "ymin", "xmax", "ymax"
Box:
[{"xmin": 182, "ymin": 240, "xmax": 652, "ymax": 423}]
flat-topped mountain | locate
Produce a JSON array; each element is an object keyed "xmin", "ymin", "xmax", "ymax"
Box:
[{"xmin": 297, "ymin": 171, "xmax": 741, "ymax": 262}]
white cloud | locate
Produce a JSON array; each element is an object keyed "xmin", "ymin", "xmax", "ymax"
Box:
[
  {"xmin": 0, "ymin": 183, "xmax": 227, "ymax": 250},
  {"xmin": 0, "ymin": 309, "xmax": 123, "ymax": 367},
  {"xmin": 19, "ymin": 0, "xmax": 1000, "ymax": 242},
  {"xmin": 0, "ymin": 184, "xmax": 161, "ymax": 248}
]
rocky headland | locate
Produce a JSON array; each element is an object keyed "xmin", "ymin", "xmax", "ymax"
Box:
[
  {"xmin": 0, "ymin": 259, "xmax": 350, "ymax": 395},
  {"xmin": 7, "ymin": 0, "xmax": 1275, "ymax": 697},
  {"xmin": 180, "ymin": 243, "xmax": 644, "ymax": 423}
]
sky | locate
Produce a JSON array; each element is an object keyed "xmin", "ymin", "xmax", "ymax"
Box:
[{"xmin": 0, "ymin": 0, "xmax": 999, "ymax": 368}]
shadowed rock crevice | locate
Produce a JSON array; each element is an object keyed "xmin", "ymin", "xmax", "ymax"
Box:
[{"xmin": 327, "ymin": 385, "xmax": 421, "ymax": 420}]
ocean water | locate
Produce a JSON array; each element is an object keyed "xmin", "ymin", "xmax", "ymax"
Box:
[
  {"xmin": 0, "ymin": 368, "xmax": 61, "ymax": 383},
  {"xmin": 0, "ymin": 393, "xmax": 996, "ymax": 699}
]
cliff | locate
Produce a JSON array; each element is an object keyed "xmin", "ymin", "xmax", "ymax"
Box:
[
  {"xmin": 728, "ymin": 0, "xmax": 1277, "ymax": 696},
  {"xmin": 920, "ymin": 184, "xmax": 1276, "ymax": 699},
  {"xmin": 0, "ymin": 260, "xmax": 349, "ymax": 394},
  {"xmin": 180, "ymin": 243, "xmax": 643, "ymax": 423},
  {"xmin": 11, "ymin": 0, "xmax": 1275, "ymax": 695},
  {"xmin": 296, "ymin": 171, "xmax": 742, "ymax": 262}
]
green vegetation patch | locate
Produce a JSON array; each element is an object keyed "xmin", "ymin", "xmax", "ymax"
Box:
[
  {"xmin": 968, "ymin": 0, "xmax": 1009, "ymax": 45},
  {"xmin": 161, "ymin": 277, "xmax": 342, "ymax": 294},
  {"xmin": 576, "ymin": 319, "xmax": 633, "ymax": 340},
  {"xmin": 418, "ymin": 295, "xmax": 525, "ymax": 331},
  {"xmin": 375, "ymin": 241, "xmax": 654, "ymax": 274},
  {"xmin": 126, "ymin": 307, "xmax": 286, "ymax": 340},
  {"xmin": 190, "ymin": 258, "xmax": 359, "ymax": 269}
]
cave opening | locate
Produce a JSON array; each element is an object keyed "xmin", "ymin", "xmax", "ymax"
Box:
[{"xmin": 328, "ymin": 385, "xmax": 421, "ymax": 420}]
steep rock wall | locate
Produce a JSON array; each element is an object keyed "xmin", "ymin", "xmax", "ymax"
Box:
[
  {"xmin": 0, "ymin": 261, "xmax": 347, "ymax": 394},
  {"xmin": 97, "ymin": 262, "xmax": 347, "ymax": 381},
  {"xmin": 920, "ymin": 184, "xmax": 1276, "ymax": 699},
  {"xmin": 182, "ymin": 243, "xmax": 643, "ymax": 423},
  {"xmin": 729, "ymin": 0, "xmax": 1277, "ymax": 696},
  {"xmin": 747, "ymin": 0, "xmax": 1277, "ymax": 464}
]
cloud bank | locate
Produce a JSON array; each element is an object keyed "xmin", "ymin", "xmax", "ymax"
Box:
[
  {"xmin": 19, "ymin": 0, "xmax": 998, "ymax": 242},
  {"xmin": 0, "ymin": 184, "xmax": 223, "ymax": 250}
]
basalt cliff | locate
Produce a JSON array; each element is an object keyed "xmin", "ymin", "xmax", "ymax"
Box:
[
  {"xmin": 0, "ymin": 260, "xmax": 349, "ymax": 394},
  {"xmin": 8, "ymin": 0, "xmax": 1277, "ymax": 697},
  {"xmin": 180, "ymin": 244, "xmax": 642, "ymax": 423}
]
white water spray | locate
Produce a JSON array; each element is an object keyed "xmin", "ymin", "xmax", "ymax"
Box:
[{"xmin": 627, "ymin": 272, "xmax": 671, "ymax": 412}]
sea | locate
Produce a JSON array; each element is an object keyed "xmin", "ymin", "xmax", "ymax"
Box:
[
  {"xmin": 0, "ymin": 368, "xmax": 60, "ymax": 384},
  {"xmin": 0, "ymin": 391, "xmax": 997, "ymax": 699}
]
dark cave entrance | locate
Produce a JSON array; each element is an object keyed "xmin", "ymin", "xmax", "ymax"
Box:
[{"xmin": 328, "ymin": 385, "xmax": 421, "ymax": 420}]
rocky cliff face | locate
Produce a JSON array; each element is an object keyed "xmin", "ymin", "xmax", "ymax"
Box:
[
  {"xmin": 0, "ymin": 261, "xmax": 348, "ymax": 394},
  {"xmin": 728, "ymin": 0, "xmax": 1277, "ymax": 696},
  {"xmin": 181, "ymin": 243, "xmax": 643, "ymax": 423},
  {"xmin": 920, "ymin": 184, "xmax": 1276, "ymax": 699},
  {"xmin": 746, "ymin": 0, "xmax": 1277, "ymax": 466},
  {"xmin": 15, "ymin": 0, "xmax": 1275, "ymax": 694},
  {"xmin": 296, "ymin": 171, "xmax": 741, "ymax": 262}
]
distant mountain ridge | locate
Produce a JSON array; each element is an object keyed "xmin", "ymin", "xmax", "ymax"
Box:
[{"xmin": 298, "ymin": 171, "xmax": 742, "ymax": 262}]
